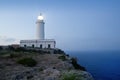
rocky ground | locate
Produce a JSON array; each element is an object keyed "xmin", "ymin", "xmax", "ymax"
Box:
[{"xmin": 0, "ymin": 48, "xmax": 94, "ymax": 80}]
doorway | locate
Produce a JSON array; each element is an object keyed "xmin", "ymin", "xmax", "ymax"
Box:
[
  {"xmin": 48, "ymin": 44, "xmax": 51, "ymax": 48},
  {"xmin": 40, "ymin": 44, "xmax": 42, "ymax": 48},
  {"xmin": 32, "ymin": 44, "xmax": 34, "ymax": 48}
]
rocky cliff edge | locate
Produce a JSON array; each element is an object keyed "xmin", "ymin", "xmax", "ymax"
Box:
[{"xmin": 0, "ymin": 48, "xmax": 94, "ymax": 80}]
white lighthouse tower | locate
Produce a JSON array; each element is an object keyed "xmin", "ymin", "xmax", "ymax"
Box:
[
  {"xmin": 20, "ymin": 14, "xmax": 56, "ymax": 49},
  {"xmin": 36, "ymin": 14, "xmax": 45, "ymax": 39}
]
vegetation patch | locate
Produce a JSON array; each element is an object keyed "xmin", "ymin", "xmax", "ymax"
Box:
[
  {"xmin": 17, "ymin": 57, "xmax": 37, "ymax": 67},
  {"xmin": 54, "ymin": 49, "xmax": 65, "ymax": 54},
  {"xmin": 58, "ymin": 55, "xmax": 67, "ymax": 61},
  {"xmin": 27, "ymin": 75, "xmax": 34, "ymax": 79},
  {"xmin": 71, "ymin": 58, "xmax": 86, "ymax": 71},
  {"xmin": 9, "ymin": 53, "xmax": 22, "ymax": 58},
  {"xmin": 61, "ymin": 72, "xmax": 77, "ymax": 80}
]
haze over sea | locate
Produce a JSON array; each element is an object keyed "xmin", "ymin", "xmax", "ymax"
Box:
[{"xmin": 67, "ymin": 51, "xmax": 120, "ymax": 80}]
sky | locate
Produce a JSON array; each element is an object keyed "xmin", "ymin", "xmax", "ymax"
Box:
[{"xmin": 0, "ymin": 0, "xmax": 120, "ymax": 51}]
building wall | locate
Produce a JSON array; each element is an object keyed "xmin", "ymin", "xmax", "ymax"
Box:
[{"xmin": 20, "ymin": 39, "xmax": 55, "ymax": 48}]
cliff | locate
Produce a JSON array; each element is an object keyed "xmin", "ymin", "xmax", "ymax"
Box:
[{"xmin": 0, "ymin": 47, "xmax": 94, "ymax": 80}]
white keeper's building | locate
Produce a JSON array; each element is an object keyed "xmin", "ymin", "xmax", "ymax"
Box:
[{"xmin": 20, "ymin": 14, "xmax": 56, "ymax": 48}]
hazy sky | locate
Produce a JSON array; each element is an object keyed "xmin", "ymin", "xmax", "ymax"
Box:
[{"xmin": 0, "ymin": 0, "xmax": 120, "ymax": 51}]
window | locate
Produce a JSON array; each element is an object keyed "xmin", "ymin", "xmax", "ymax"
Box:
[
  {"xmin": 32, "ymin": 44, "xmax": 34, "ymax": 48},
  {"xmin": 24, "ymin": 45, "xmax": 26, "ymax": 47},
  {"xmin": 48, "ymin": 44, "xmax": 51, "ymax": 48},
  {"xmin": 40, "ymin": 44, "xmax": 42, "ymax": 48}
]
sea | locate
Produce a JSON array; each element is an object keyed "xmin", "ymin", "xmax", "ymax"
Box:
[{"xmin": 67, "ymin": 51, "xmax": 120, "ymax": 80}]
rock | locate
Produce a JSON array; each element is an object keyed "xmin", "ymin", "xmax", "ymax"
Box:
[
  {"xmin": 0, "ymin": 49, "xmax": 94, "ymax": 80},
  {"xmin": 44, "ymin": 76, "xmax": 55, "ymax": 80},
  {"xmin": 55, "ymin": 61, "xmax": 74, "ymax": 70},
  {"xmin": 43, "ymin": 68, "xmax": 60, "ymax": 77},
  {"xmin": 43, "ymin": 68, "xmax": 61, "ymax": 80}
]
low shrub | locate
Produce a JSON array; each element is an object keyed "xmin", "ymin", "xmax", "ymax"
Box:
[
  {"xmin": 61, "ymin": 72, "xmax": 77, "ymax": 80},
  {"xmin": 58, "ymin": 55, "xmax": 67, "ymax": 61},
  {"xmin": 8, "ymin": 46, "xmax": 15, "ymax": 51},
  {"xmin": 0, "ymin": 46, "xmax": 3, "ymax": 50},
  {"xmin": 27, "ymin": 75, "xmax": 33, "ymax": 79},
  {"xmin": 17, "ymin": 57, "xmax": 37, "ymax": 67},
  {"xmin": 71, "ymin": 57, "xmax": 86, "ymax": 71},
  {"xmin": 54, "ymin": 49, "xmax": 65, "ymax": 54},
  {"xmin": 66, "ymin": 54, "xmax": 69, "ymax": 57},
  {"xmin": 9, "ymin": 53, "xmax": 22, "ymax": 58},
  {"xmin": 14, "ymin": 47, "xmax": 26, "ymax": 52}
]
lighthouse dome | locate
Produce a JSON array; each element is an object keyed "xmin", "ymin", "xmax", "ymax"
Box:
[{"xmin": 38, "ymin": 15, "xmax": 44, "ymax": 20}]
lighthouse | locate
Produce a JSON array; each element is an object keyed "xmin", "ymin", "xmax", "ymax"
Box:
[
  {"xmin": 36, "ymin": 14, "xmax": 45, "ymax": 39},
  {"xmin": 20, "ymin": 14, "xmax": 56, "ymax": 49}
]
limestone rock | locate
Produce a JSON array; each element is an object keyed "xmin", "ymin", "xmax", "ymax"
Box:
[
  {"xmin": 0, "ymin": 49, "xmax": 94, "ymax": 80},
  {"xmin": 43, "ymin": 68, "xmax": 60, "ymax": 79}
]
